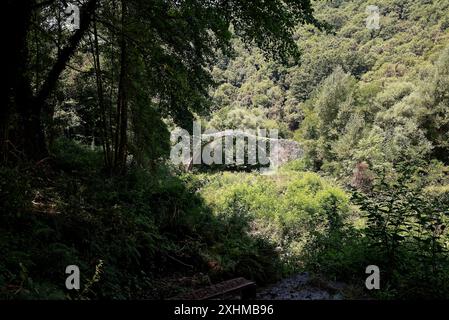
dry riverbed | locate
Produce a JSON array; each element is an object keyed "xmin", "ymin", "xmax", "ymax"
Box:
[{"xmin": 256, "ymin": 272, "xmax": 347, "ymax": 300}]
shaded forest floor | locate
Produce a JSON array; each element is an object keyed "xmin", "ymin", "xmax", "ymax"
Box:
[
  {"xmin": 0, "ymin": 139, "xmax": 290, "ymax": 299},
  {"xmin": 2, "ymin": 139, "xmax": 449, "ymax": 300},
  {"xmin": 0, "ymin": 139, "xmax": 367, "ymax": 300}
]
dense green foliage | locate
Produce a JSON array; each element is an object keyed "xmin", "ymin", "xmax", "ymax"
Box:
[
  {"xmin": 207, "ymin": 0, "xmax": 449, "ymax": 170},
  {"xmin": 2, "ymin": 0, "xmax": 449, "ymax": 301},
  {"xmin": 200, "ymin": 170, "xmax": 352, "ymax": 272},
  {"xmin": 201, "ymin": 0, "xmax": 449, "ymax": 298},
  {"xmin": 351, "ymin": 164, "xmax": 449, "ymax": 298},
  {"xmin": 0, "ymin": 140, "xmax": 284, "ymax": 298}
]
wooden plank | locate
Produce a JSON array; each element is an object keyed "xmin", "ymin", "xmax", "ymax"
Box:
[{"xmin": 170, "ymin": 277, "xmax": 256, "ymax": 300}]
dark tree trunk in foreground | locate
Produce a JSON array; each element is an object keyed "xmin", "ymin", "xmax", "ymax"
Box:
[
  {"xmin": 114, "ymin": 0, "xmax": 129, "ymax": 173},
  {"xmin": 3, "ymin": 0, "xmax": 98, "ymax": 162},
  {"xmin": 3, "ymin": 0, "xmax": 34, "ymax": 161}
]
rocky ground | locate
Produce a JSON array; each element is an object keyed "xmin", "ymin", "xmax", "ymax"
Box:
[{"xmin": 256, "ymin": 273, "xmax": 346, "ymax": 300}]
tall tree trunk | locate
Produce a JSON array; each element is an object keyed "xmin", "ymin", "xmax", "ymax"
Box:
[
  {"xmin": 31, "ymin": 0, "xmax": 98, "ymax": 159},
  {"xmin": 91, "ymin": 15, "xmax": 113, "ymax": 170},
  {"xmin": 5, "ymin": 0, "xmax": 97, "ymax": 161},
  {"xmin": 114, "ymin": 0, "xmax": 129, "ymax": 173},
  {"xmin": 2, "ymin": 0, "xmax": 34, "ymax": 162}
]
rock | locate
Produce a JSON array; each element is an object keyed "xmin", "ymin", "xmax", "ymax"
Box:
[{"xmin": 256, "ymin": 272, "xmax": 345, "ymax": 300}]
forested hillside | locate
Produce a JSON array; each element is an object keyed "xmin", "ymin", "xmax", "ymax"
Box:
[
  {"xmin": 208, "ymin": 0, "xmax": 449, "ymax": 171},
  {"xmin": 2, "ymin": 0, "xmax": 449, "ymax": 300}
]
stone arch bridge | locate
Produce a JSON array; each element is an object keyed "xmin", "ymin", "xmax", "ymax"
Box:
[{"xmin": 187, "ymin": 129, "xmax": 303, "ymax": 171}]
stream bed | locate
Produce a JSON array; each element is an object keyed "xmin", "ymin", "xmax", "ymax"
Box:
[{"xmin": 256, "ymin": 272, "xmax": 346, "ymax": 300}]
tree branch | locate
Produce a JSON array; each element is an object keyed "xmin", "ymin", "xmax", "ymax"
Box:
[{"xmin": 34, "ymin": 0, "xmax": 98, "ymax": 106}]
